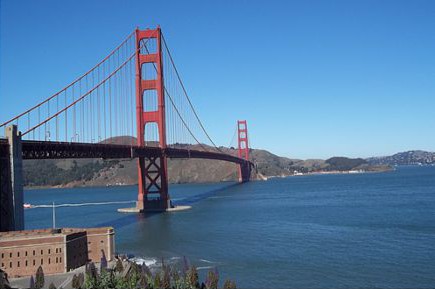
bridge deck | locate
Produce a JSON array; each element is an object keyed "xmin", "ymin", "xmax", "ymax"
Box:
[{"xmin": 0, "ymin": 140, "xmax": 252, "ymax": 167}]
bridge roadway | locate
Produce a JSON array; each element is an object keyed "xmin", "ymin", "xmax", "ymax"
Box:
[
  {"xmin": 0, "ymin": 139, "xmax": 253, "ymax": 167},
  {"xmin": 0, "ymin": 137, "xmax": 253, "ymax": 231}
]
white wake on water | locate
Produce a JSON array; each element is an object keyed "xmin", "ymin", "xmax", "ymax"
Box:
[
  {"xmin": 130, "ymin": 257, "xmax": 158, "ymax": 267},
  {"xmin": 196, "ymin": 266, "xmax": 214, "ymax": 270},
  {"xmin": 32, "ymin": 200, "xmax": 136, "ymax": 208}
]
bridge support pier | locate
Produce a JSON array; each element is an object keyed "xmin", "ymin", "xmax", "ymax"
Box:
[
  {"xmin": 239, "ymin": 162, "xmax": 252, "ymax": 183},
  {"xmin": 137, "ymin": 155, "xmax": 170, "ymax": 212},
  {"xmin": 0, "ymin": 125, "xmax": 24, "ymax": 231}
]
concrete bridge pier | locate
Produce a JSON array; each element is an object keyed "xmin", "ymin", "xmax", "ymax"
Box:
[
  {"xmin": 239, "ymin": 161, "xmax": 252, "ymax": 183},
  {"xmin": 0, "ymin": 125, "xmax": 24, "ymax": 231}
]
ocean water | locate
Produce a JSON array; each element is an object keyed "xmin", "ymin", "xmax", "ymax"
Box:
[{"xmin": 24, "ymin": 166, "xmax": 435, "ymax": 288}]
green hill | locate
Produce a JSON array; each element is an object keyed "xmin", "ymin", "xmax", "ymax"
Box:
[{"xmin": 23, "ymin": 136, "xmax": 391, "ymax": 188}]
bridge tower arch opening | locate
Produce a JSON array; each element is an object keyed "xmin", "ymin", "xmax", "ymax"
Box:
[{"xmin": 135, "ymin": 27, "xmax": 170, "ymax": 212}]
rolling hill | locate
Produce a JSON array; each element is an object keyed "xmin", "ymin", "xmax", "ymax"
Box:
[{"xmin": 23, "ymin": 136, "xmax": 392, "ymax": 188}]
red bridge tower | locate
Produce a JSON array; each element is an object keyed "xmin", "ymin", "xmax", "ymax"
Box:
[
  {"xmin": 135, "ymin": 27, "xmax": 170, "ymax": 211},
  {"xmin": 237, "ymin": 120, "xmax": 251, "ymax": 182}
]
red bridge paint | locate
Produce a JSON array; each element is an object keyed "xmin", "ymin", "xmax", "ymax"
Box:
[
  {"xmin": 237, "ymin": 120, "xmax": 251, "ymax": 182},
  {"xmin": 135, "ymin": 27, "xmax": 169, "ymax": 211},
  {"xmin": 0, "ymin": 27, "xmax": 254, "ymax": 221}
]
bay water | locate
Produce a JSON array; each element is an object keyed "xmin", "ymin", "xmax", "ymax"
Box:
[{"xmin": 24, "ymin": 166, "xmax": 435, "ymax": 288}]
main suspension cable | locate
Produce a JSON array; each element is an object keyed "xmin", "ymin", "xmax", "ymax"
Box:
[
  {"xmin": 0, "ymin": 31, "xmax": 136, "ymax": 129},
  {"xmin": 161, "ymin": 33, "xmax": 222, "ymax": 152}
]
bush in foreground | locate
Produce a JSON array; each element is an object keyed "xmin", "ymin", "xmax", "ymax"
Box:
[
  {"xmin": 35, "ymin": 266, "xmax": 44, "ymax": 289},
  {"xmin": 81, "ymin": 259, "xmax": 236, "ymax": 289}
]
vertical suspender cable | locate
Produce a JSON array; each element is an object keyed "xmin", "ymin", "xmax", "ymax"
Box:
[{"xmin": 64, "ymin": 90, "xmax": 67, "ymax": 142}]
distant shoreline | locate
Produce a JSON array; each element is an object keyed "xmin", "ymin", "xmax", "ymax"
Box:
[
  {"xmin": 24, "ymin": 167, "xmax": 394, "ymax": 190},
  {"xmin": 263, "ymin": 167, "xmax": 393, "ymax": 180}
]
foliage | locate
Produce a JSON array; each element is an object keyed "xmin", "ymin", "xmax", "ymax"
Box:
[
  {"xmin": 99, "ymin": 270, "xmax": 121, "ymax": 289},
  {"xmin": 29, "ymin": 275, "xmax": 35, "ymax": 289},
  {"xmin": 0, "ymin": 270, "xmax": 7, "ymax": 289},
  {"xmin": 100, "ymin": 250, "xmax": 108, "ymax": 272},
  {"xmin": 84, "ymin": 262, "xmax": 99, "ymax": 289},
  {"xmin": 124, "ymin": 262, "xmax": 142, "ymax": 289},
  {"xmin": 49, "ymin": 282, "xmax": 57, "ymax": 289},
  {"xmin": 222, "ymin": 280, "xmax": 236, "ymax": 289},
  {"xmin": 80, "ymin": 259, "xmax": 235, "ymax": 289},
  {"xmin": 161, "ymin": 259, "xmax": 171, "ymax": 289},
  {"xmin": 115, "ymin": 259, "xmax": 124, "ymax": 273},
  {"xmin": 73, "ymin": 272, "xmax": 85, "ymax": 289},
  {"xmin": 78, "ymin": 272, "xmax": 85, "ymax": 288},
  {"xmin": 72, "ymin": 274, "xmax": 79, "ymax": 289},
  {"xmin": 205, "ymin": 269, "xmax": 219, "ymax": 289},
  {"xmin": 35, "ymin": 266, "xmax": 45, "ymax": 289},
  {"xmin": 186, "ymin": 266, "xmax": 199, "ymax": 289},
  {"xmin": 24, "ymin": 159, "xmax": 119, "ymax": 186}
]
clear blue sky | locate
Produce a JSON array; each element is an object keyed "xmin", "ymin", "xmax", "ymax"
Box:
[{"xmin": 1, "ymin": 0, "xmax": 434, "ymax": 159}]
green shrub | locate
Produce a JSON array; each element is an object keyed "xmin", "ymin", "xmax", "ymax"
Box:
[
  {"xmin": 186, "ymin": 266, "xmax": 199, "ymax": 289},
  {"xmin": 115, "ymin": 259, "xmax": 124, "ymax": 273},
  {"xmin": 29, "ymin": 275, "xmax": 35, "ymax": 289},
  {"xmin": 80, "ymin": 259, "xmax": 235, "ymax": 289},
  {"xmin": 72, "ymin": 274, "xmax": 79, "ymax": 289},
  {"xmin": 205, "ymin": 269, "xmax": 219, "ymax": 289},
  {"xmin": 223, "ymin": 280, "xmax": 237, "ymax": 289},
  {"xmin": 35, "ymin": 266, "xmax": 44, "ymax": 289}
]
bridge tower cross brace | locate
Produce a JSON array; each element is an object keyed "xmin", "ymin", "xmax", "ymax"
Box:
[
  {"xmin": 135, "ymin": 27, "xmax": 170, "ymax": 212},
  {"xmin": 237, "ymin": 120, "xmax": 251, "ymax": 182}
]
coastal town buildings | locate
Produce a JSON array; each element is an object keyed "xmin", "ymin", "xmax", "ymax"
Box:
[{"xmin": 0, "ymin": 227, "xmax": 114, "ymax": 278}]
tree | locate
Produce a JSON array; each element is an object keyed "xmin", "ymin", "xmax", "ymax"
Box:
[
  {"xmin": 35, "ymin": 266, "xmax": 44, "ymax": 289},
  {"xmin": 85, "ymin": 262, "xmax": 98, "ymax": 280},
  {"xmin": 153, "ymin": 273, "xmax": 161, "ymax": 289},
  {"xmin": 115, "ymin": 259, "xmax": 124, "ymax": 273},
  {"xmin": 84, "ymin": 262, "xmax": 99, "ymax": 289},
  {"xmin": 182, "ymin": 256, "xmax": 190, "ymax": 277},
  {"xmin": 223, "ymin": 280, "xmax": 237, "ymax": 289},
  {"xmin": 72, "ymin": 273, "xmax": 85, "ymax": 289},
  {"xmin": 29, "ymin": 275, "xmax": 35, "ymax": 289},
  {"xmin": 161, "ymin": 261, "xmax": 170, "ymax": 289},
  {"xmin": 100, "ymin": 250, "xmax": 108, "ymax": 272},
  {"xmin": 48, "ymin": 282, "xmax": 57, "ymax": 289},
  {"xmin": 0, "ymin": 269, "xmax": 9, "ymax": 289},
  {"xmin": 71, "ymin": 274, "xmax": 79, "ymax": 289},
  {"xmin": 186, "ymin": 266, "xmax": 199, "ymax": 289},
  {"xmin": 205, "ymin": 269, "xmax": 219, "ymax": 289},
  {"xmin": 77, "ymin": 273, "xmax": 85, "ymax": 289}
]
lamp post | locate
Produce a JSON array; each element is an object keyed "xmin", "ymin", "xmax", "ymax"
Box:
[{"xmin": 52, "ymin": 202, "xmax": 56, "ymax": 229}]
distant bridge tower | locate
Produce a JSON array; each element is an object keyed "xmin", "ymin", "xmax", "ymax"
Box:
[
  {"xmin": 135, "ymin": 27, "xmax": 170, "ymax": 211},
  {"xmin": 237, "ymin": 120, "xmax": 251, "ymax": 182}
]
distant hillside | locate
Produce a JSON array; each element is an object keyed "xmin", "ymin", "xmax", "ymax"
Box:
[
  {"xmin": 367, "ymin": 150, "xmax": 435, "ymax": 166},
  {"xmin": 325, "ymin": 157, "xmax": 366, "ymax": 171},
  {"xmin": 23, "ymin": 136, "xmax": 392, "ymax": 188}
]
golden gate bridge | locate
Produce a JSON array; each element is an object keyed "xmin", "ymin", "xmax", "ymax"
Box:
[{"xmin": 0, "ymin": 27, "xmax": 253, "ymax": 232}]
